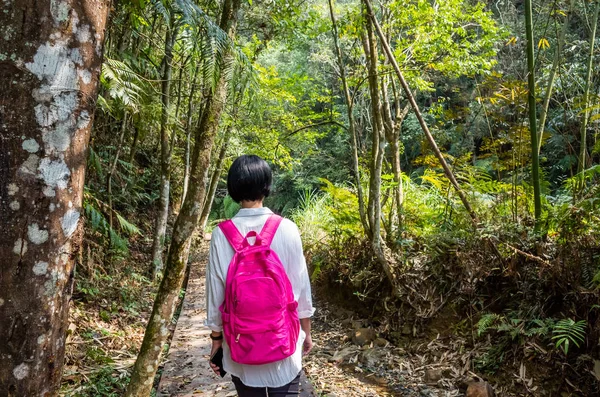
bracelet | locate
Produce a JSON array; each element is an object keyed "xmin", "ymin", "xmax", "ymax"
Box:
[{"xmin": 210, "ymin": 333, "xmax": 223, "ymax": 341}]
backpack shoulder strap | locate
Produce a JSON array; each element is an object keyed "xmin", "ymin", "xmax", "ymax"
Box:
[
  {"xmin": 218, "ymin": 220, "xmax": 245, "ymax": 252},
  {"xmin": 259, "ymin": 215, "xmax": 283, "ymax": 247}
]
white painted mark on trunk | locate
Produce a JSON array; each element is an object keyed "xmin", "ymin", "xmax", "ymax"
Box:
[
  {"xmin": 13, "ymin": 363, "xmax": 29, "ymax": 380},
  {"xmin": 61, "ymin": 209, "xmax": 80, "ymax": 238},
  {"xmin": 33, "ymin": 261, "xmax": 49, "ymax": 276},
  {"xmin": 38, "ymin": 158, "xmax": 70, "ymax": 189},
  {"xmin": 13, "ymin": 238, "xmax": 27, "ymax": 255},
  {"xmin": 7, "ymin": 183, "xmax": 18, "ymax": 195},
  {"xmin": 28, "ymin": 223, "xmax": 49, "ymax": 245},
  {"xmin": 22, "ymin": 139, "xmax": 40, "ymax": 153}
]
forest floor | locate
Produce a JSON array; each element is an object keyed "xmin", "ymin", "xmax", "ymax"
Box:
[
  {"xmin": 156, "ymin": 242, "xmax": 465, "ymax": 397},
  {"xmin": 60, "ymin": 239, "xmax": 511, "ymax": 396}
]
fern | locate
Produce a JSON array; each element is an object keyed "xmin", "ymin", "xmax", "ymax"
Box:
[
  {"xmin": 551, "ymin": 319, "xmax": 587, "ymax": 355},
  {"xmin": 116, "ymin": 213, "xmax": 141, "ymax": 236},
  {"xmin": 477, "ymin": 313, "xmax": 503, "ymax": 336}
]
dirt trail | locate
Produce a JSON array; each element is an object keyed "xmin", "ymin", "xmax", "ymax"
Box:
[
  {"xmin": 157, "ymin": 243, "xmax": 460, "ymax": 396},
  {"xmin": 157, "ymin": 244, "xmax": 315, "ymax": 396}
]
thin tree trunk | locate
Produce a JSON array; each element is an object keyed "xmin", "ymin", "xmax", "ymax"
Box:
[
  {"xmin": 0, "ymin": 1, "xmax": 110, "ymax": 394},
  {"xmin": 381, "ymin": 75, "xmax": 409, "ymax": 241},
  {"xmin": 106, "ymin": 112, "xmax": 129, "ymax": 261},
  {"xmin": 524, "ymin": 0, "xmax": 543, "ymax": 227},
  {"xmin": 363, "ymin": 0, "xmax": 479, "ymax": 225},
  {"xmin": 577, "ymin": 0, "xmax": 600, "ymax": 185},
  {"xmin": 199, "ymin": 133, "xmax": 231, "ymax": 231},
  {"xmin": 361, "ymin": 7, "xmax": 398, "ymax": 292},
  {"xmin": 181, "ymin": 64, "xmax": 201, "ymax": 207},
  {"xmin": 327, "ymin": 0, "xmax": 370, "ymax": 237},
  {"xmin": 129, "ymin": 123, "xmax": 140, "ymax": 164},
  {"xmin": 537, "ymin": 0, "xmax": 575, "ymax": 154},
  {"xmin": 151, "ymin": 26, "xmax": 178, "ymax": 279},
  {"xmin": 124, "ymin": 1, "xmax": 242, "ymax": 395}
]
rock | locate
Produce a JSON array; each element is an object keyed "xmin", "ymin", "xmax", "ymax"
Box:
[
  {"xmin": 374, "ymin": 337, "xmax": 388, "ymax": 347},
  {"xmin": 358, "ymin": 348, "xmax": 384, "ymax": 367},
  {"xmin": 352, "ymin": 327, "xmax": 376, "ymax": 346},
  {"xmin": 424, "ymin": 369, "xmax": 443, "ymax": 385},
  {"xmin": 466, "ymin": 382, "xmax": 495, "ymax": 397},
  {"xmin": 330, "ymin": 346, "xmax": 359, "ymax": 363}
]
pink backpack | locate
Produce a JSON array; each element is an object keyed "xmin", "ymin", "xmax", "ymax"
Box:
[{"xmin": 218, "ymin": 215, "xmax": 300, "ymax": 365}]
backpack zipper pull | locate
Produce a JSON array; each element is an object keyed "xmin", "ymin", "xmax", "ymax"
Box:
[{"xmin": 236, "ymin": 334, "xmax": 240, "ymax": 343}]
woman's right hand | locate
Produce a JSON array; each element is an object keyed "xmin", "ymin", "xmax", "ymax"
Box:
[{"xmin": 209, "ymin": 339, "xmax": 223, "ymax": 375}]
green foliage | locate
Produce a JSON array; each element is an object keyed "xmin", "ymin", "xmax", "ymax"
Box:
[
  {"xmin": 84, "ymin": 196, "xmax": 141, "ymax": 256},
  {"xmin": 551, "ymin": 319, "xmax": 587, "ymax": 355},
  {"xmin": 223, "ymin": 195, "xmax": 241, "ymax": 219},
  {"xmin": 69, "ymin": 366, "xmax": 128, "ymax": 397}
]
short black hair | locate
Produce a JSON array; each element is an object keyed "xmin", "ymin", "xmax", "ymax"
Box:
[{"xmin": 227, "ymin": 155, "xmax": 272, "ymax": 203}]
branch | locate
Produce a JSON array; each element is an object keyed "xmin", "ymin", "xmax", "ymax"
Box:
[{"xmin": 284, "ymin": 120, "xmax": 348, "ymax": 139}]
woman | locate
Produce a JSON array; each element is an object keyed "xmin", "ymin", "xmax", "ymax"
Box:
[{"xmin": 205, "ymin": 154, "xmax": 315, "ymax": 396}]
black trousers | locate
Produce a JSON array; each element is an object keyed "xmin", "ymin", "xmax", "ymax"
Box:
[{"xmin": 231, "ymin": 371, "xmax": 301, "ymax": 397}]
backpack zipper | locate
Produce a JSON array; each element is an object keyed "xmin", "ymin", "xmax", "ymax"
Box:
[{"xmin": 235, "ymin": 334, "xmax": 240, "ymax": 343}]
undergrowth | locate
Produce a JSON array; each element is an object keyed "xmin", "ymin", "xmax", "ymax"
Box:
[{"xmin": 293, "ymin": 169, "xmax": 600, "ymax": 395}]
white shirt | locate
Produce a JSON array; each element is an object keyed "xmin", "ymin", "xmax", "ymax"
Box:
[{"xmin": 205, "ymin": 207, "xmax": 315, "ymax": 387}]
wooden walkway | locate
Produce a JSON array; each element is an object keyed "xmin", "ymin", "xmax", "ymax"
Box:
[{"xmin": 157, "ymin": 248, "xmax": 315, "ymax": 396}]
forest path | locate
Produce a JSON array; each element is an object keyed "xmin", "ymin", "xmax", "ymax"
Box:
[
  {"xmin": 156, "ymin": 241, "xmax": 456, "ymax": 396},
  {"xmin": 156, "ymin": 241, "xmax": 316, "ymax": 396}
]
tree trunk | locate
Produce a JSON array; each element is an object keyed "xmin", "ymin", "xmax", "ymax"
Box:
[
  {"xmin": 537, "ymin": 0, "xmax": 575, "ymax": 154},
  {"xmin": 381, "ymin": 75, "xmax": 409, "ymax": 241},
  {"xmin": 181, "ymin": 64, "xmax": 201, "ymax": 207},
  {"xmin": 124, "ymin": 0, "xmax": 242, "ymax": 395},
  {"xmin": 577, "ymin": 0, "xmax": 600, "ymax": 186},
  {"xmin": 327, "ymin": 0, "xmax": 370, "ymax": 237},
  {"xmin": 199, "ymin": 133, "xmax": 231, "ymax": 231},
  {"xmin": 151, "ymin": 26, "xmax": 178, "ymax": 279},
  {"xmin": 0, "ymin": 1, "xmax": 110, "ymax": 394},
  {"xmin": 524, "ymin": 0, "xmax": 543, "ymax": 227},
  {"xmin": 363, "ymin": 0, "xmax": 479, "ymax": 226},
  {"xmin": 360, "ymin": 6, "xmax": 398, "ymax": 293},
  {"xmin": 106, "ymin": 112, "xmax": 129, "ymax": 261},
  {"xmin": 129, "ymin": 123, "xmax": 140, "ymax": 164}
]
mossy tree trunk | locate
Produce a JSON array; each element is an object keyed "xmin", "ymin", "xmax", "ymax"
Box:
[
  {"xmin": 0, "ymin": 0, "xmax": 110, "ymax": 394},
  {"xmin": 124, "ymin": 0, "xmax": 242, "ymax": 395},
  {"xmin": 151, "ymin": 25, "xmax": 178, "ymax": 279}
]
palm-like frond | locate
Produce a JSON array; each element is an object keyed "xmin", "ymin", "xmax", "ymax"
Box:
[{"xmin": 101, "ymin": 58, "xmax": 150, "ymax": 111}]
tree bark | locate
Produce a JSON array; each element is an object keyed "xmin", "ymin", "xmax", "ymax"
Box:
[
  {"xmin": 0, "ymin": 1, "xmax": 110, "ymax": 394},
  {"xmin": 199, "ymin": 133, "xmax": 230, "ymax": 231},
  {"xmin": 151, "ymin": 26, "xmax": 178, "ymax": 279},
  {"xmin": 327, "ymin": 0, "xmax": 370, "ymax": 237},
  {"xmin": 363, "ymin": 0, "xmax": 479, "ymax": 225},
  {"xmin": 124, "ymin": 0, "xmax": 242, "ymax": 395},
  {"xmin": 181, "ymin": 64, "xmax": 201, "ymax": 208}
]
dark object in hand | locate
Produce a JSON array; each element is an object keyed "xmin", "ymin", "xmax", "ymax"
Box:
[{"xmin": 210, "ymin": 347, "xmax": 227, "ymax": 377}]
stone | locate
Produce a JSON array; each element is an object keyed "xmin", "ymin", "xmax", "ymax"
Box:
[
  {"xmin": 351, "ymin": 327, "xmax": 376, "ymax": 346},
  {"xmin": 466, "ymin": 382, "xmax": 495, "ymax": 397},
  {"xmin": 424, "ymin": 369, "xmax": 443, "ymax": 385}
]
